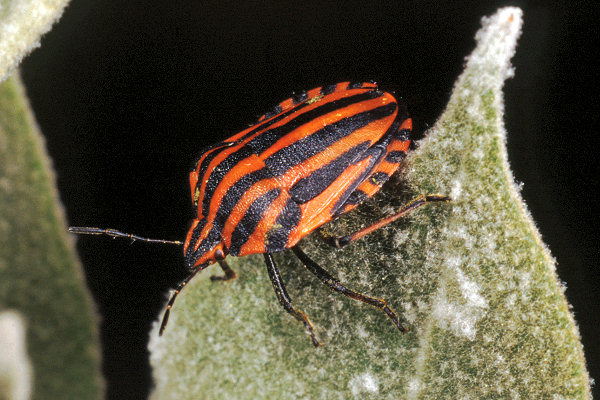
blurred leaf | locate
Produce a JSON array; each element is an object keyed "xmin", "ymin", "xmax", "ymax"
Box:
[
  {"xmin": 0, "ymin": 75, "xmax": 102, "ymax": 400},
  {"xmin": 0, "ymin": 0, "xmax": 70, "ymax": 82},
  {"xmin": 0, "ymin": 311, "xmax": 31, "ymax": 400}
]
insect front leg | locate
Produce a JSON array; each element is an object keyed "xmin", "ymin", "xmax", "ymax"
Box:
[
  {"xmin": 210, "ymin": 260, "xmax": 237, "ymax": 281},
  {"xmin": 159, "ymin": 268, "xmax": 201, "ymax": 335},
  {"xmin": 264, "ymin": 253, "xmax": 321, "ymax": 347}
]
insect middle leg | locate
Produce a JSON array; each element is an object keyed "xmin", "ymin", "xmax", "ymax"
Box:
[
  {"xmin": 291, "ymin": 246, "xmax": 406, "ymax": 333},
  {"xmin": 322, "ymin": 194, "xmax": 450, "ymax": 248},
  {"xmin": 264, "ymin": 253, "xmax": 320, "ymax": 347}
]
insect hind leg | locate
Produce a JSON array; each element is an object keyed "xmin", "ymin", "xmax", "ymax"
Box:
[
  {"xmin": 321, "ymin": 194, "xmax": 450, "ymax": 248},
  {"xmin": 291, "ymin": 246, "xmax": 406, "ymax": 333}
]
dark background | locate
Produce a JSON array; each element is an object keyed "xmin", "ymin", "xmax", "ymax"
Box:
[{"xmin": 20, "ymin": 1, "xmax": 599, "ymax": 399}]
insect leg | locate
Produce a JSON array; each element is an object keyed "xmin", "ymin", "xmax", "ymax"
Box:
[
  {"xmin": 159, "ymin": 268, "xmax": 201, "ymax": 336},
  {"xmin": 263, "ymin": 253, "xmax": 320, "ymax": 347},
  {"xmin": 321, "ymin": 194, "xmax": 449, "ymax": 248},
  {"xmin": 210, "ymin": 260, "xmax": 237, "ymax": 281},
  {"xmin": 291, "ymin": 245, "xmax": 406, "ymax": 333}
]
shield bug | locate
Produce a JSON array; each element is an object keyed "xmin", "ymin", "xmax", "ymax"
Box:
[{"xmin": 70, "ymin": 81, "xmax": 448, "ymax": 346}]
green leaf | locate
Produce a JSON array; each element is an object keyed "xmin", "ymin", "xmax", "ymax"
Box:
[
  {"xmin": 0, "ymin": 75, "xmax": 102, "ymax": 400},
  {"xmin": 149, "ymin": 8, "xmax": 591, "ymax": 399},
  {"xmin": 0, "ymin": 0, "xmax": 70, "ymax": 82}
]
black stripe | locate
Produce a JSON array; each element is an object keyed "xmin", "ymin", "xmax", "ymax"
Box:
[
  {"xmin": 184, "ymin": 219, "xmax": 223, "ymax": 270},
  {"xmin": 293, "ymin": 91, "xmax": 308, "ymax": 104},
  {"xmin": 369, "ymin": 172, "xmax": 390, "ymax": 186},
  {"xmin": 192, "ymin": 142, "xmax": 233, "ymax": 189},
  {"xmin": 247, "ymin": 90, "xmax": 384, "ymax": 157},
  {"xmin": 394, "ymin": 128, "xmax": 411, "ymax": 142},
  {"xmin": 264, "ymin": 102, "xmax": 397, "ymax": 176},
  {"xmin": 187, "ymin": 218, "xmax": 207, "ymax": 252},
  {"xmin": 213, "ymin": 168, "xmax": 273, "ymax": 225},
  {"xmin": 348, "ymin": 82, "xmax": 364, "ymax": 89},
  {"xmin": 330, "ymin": 129, "xmax": 396, "ymax": 215},
  {"xmin": 346, "ymin": 190, "xmax": 367, "ymax": 205},
  {"xmin": 194, "ymin": 168, "xmax": 273, "ymax": 262},
  {"xmin": 240, "ymin": 103, "xmax": 312, "ymax": 144},
  {"xmin": 229, "ymin": 188, "xmax": 281, "ymax": 256},
  {"xmin": 191, "ymin": 141, "xmax": 233, "ymax": 172},
  {"xmin": 201, "ymin": 146, "xmax": 254, "ymax": 216},
  {"xmin": 289, "ymin": 141, "xmax": 371, "ymax": 204},
  {"xmin": 193, "ymin": 144, "xmax": 236, "ymax": 212},
  {"xmin": 331, "ymin": 146, "xmax": 385, "ymax": 216},
  {"xmin": 261, "ymin": 104, "xmax": 283, "ymax": 121},
  {"xmin": 265, "ymin": 197, "xmax": 302, "ymax": 252},
  {"xmin": 385, "ymin": 150, "xmax": 406, "ymax": 163},
  {"xmin": 237, "ymin": 89, "xmax": 380, "ymax": 152},
  {"xmin": 321, "ymin": 84, "xmax": 338, "ymax": 95}
]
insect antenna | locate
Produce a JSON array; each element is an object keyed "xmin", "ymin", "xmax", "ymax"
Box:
[
  {"xmin": 68, "ymin": 227, "xmax": 183, "ymax": 245},
  {"xmin": 69, "ymin": 226, "xmax": 192, "ymax": 335}
]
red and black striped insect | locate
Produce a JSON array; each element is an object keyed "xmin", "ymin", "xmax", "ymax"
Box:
[{"xmin": 70, "ymin": 81, "xmax": 448, "ymax": 347}]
